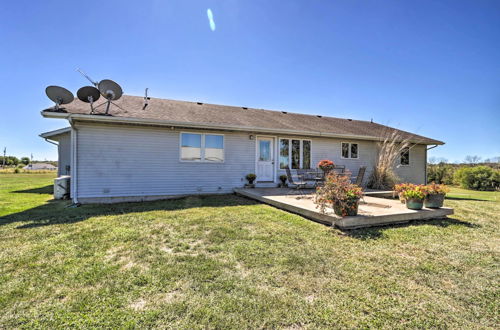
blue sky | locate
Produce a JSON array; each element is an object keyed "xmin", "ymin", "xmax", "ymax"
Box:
[{"xmin": 0, "ymin": 0, "xmax": 499, "ymax": 162}]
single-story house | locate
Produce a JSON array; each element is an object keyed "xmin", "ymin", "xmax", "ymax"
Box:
[
  {"xmin": 22, "ymin": 163, "xmax": 57, "ymax": 171},
  {"xmin": 40, "ymin": 95, "xmax": 443, "ymax": 204}
]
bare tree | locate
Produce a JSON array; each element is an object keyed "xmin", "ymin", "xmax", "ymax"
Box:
[
  {"xmin": 428, "ymin": 156, "xmax": 438, "ymax": 165},
  {"xmin": 464, "ymin": 155, "xmax": 482, "ymax": 165}
]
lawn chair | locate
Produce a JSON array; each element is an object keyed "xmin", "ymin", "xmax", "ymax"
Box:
[
  {"xmin": 353, "ymin": 166, "xmax": 367, "ymax": 204},
  {"xmin": 285, "ymin": 167, "xmax": 308, "ymax": 195},
  {"xmin": 354, "ymin": 166, "xmax": 367, "ymax": 186}
]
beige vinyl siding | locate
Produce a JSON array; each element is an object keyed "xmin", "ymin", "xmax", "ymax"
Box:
[
  {"xmin": 57, "ymin": 132, "xmax": 71, "ymax": 176},
  {"xmin": 277, "ymin": 137, "xmax": 378, "ymax": 186},
  {"xmin": 73, "ymin": 122, "xmax": 428, "ymax": 201},
  {"xmin": 277, "ymin": 137, "xmax": 426, "ymax": 186},
  {"xmin": 394, "ymin": 144, "xmax": 427, "ymax": 184},
  {"xmin": 74, "ymin": 123, "xmax": 254, "ymax": 199}
]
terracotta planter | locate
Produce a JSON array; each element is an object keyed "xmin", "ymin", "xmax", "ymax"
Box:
[
  {"xmin": 406, "ymin": 198, "xmax": 424, "ymax": 210},
  {"xmin": 425, "ymin": 193, "xmax": 445, "ymax": 208},
  {"xmin": 333, "ymin": 199, "xmax": 360, "ymax": 217}
]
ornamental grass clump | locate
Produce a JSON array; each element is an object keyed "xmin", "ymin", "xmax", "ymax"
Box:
[
  {"xmin": 315, "ymin": 171, "xmax": 363, "ymax": 216},
  {"xmin": 367, "ymin": 130, "xmax": 413, "ymax": 190}
]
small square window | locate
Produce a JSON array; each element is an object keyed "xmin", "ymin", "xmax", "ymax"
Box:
[
  {"xmin": 181, "ymin": 133, "xmax": 202, "ymax": 161},
  {"xmin": 342, "ymin": 143, "xmax": 349, "ymax": 158},
  {"xmin": 401, "ymin": 147, "xmax": 410, "ymax": 165},
  {"xmin": 341, "ymin": 142, "xmax": 358, "ymax": 159},
  {"xmin": 180, "ymin": 133, "xmax": 224, "ymax": 162},
  {"xmin": 351, "ymin": 143, "xmax": 358, "ymax": 159}
]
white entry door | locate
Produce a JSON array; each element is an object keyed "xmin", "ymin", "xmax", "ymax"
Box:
[{"xmin": 256, "ymin": 137, "xmax": 274, "ymax": 182}]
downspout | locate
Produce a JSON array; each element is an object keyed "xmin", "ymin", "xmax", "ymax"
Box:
[
  {"xmin": 68, "ymin": 116, "xmax": 79, "ymax": 205},
  {"xmin": 425, "ymin": 145, "xmax": 439, "ymax": 184}
]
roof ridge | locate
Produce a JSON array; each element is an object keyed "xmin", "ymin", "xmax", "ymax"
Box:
[{"xmin": 122, "ymin": 94, "xmax": 371, "ymax": 124}]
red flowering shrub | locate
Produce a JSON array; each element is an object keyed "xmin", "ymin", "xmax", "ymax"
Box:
[
  {"xmin": 315, "ymin": 171, "xmax": 363, "ymax": 216},
  {"xmin": 318, "ymin": 160, "xmax": 335, "ymax": 173}
]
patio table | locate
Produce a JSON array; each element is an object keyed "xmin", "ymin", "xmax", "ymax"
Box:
[{"xmin": 306, "ymin": 171, "xmax": 324, "ymax": 187}]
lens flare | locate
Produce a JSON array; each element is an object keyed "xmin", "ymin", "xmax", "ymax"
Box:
[{"xmin": 207, "ymin": 9, "xmax": 216, "ymax": 31}]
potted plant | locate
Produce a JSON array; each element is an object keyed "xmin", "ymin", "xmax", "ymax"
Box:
[
  {"xmin": 403, "ymin": 185, "xmax": 427, "ymax": 210},
  {"xmin": 424, "ymin": 182, "xmax": 449, "ymax": 208},
  {"xmin": 394, "ymin": 183, "xmax": 416, "ymax": 203},
  {"xmin": 245, "ymin": 173, "xmax": 256, "ymax": 188},
  {"xmin": 278, "ymin": 174, "xmax": 288, "ymax": 187},
  {"xmin": 317, "ymin": 160, "xmax": 335, "ymax": 176},
  {"xmin": 315, "ymin": 172, "xmax": 363, "ymax": 216}
]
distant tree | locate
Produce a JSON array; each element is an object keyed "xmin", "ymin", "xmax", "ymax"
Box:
[
  {"xmin": 6, "ymin": 156, "xmax": 19, "ymax": 166},
  {"xmin": 20, "ymin": 157, "xmax": 30, "ymax": 165},
  {"xmin": 464, "ymin": 155, "xmax": 481, "ymax": 165},
  {"xmin": 428, "ymin": 157, "xmax": 448, "ymax": 165}
]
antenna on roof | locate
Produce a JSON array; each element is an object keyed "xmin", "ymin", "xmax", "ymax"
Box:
[
  {"xmin": 76, "ymin": 68, "xmax": 98, "ymax": 87},
  {"xmin": 45, "ymin": 86, "xmax": 74, "ymax": 110},
  {"xmin": 143, "ymin": 88, "xmax": 149, "ymax": 110}
]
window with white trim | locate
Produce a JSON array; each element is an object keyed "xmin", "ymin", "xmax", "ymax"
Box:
[
  {"xmin": 180, "ymin": 133, "xmax": 224, "ymax": 162},
  {"xmin": 279, "ymin": 138, "xmax": 311, "ymax": 169},
  {"xmin": 400, "ymin": 147, "xmax": 410, "ymax": 165},
  {"xmin": 341, "ymin": 142, "xmax": 359, "ymax": 159}
]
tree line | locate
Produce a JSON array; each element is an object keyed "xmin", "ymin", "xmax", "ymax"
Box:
[
  {"xmin": 427, "ymin": 155, "xmax": 500, "ymax": 191},
  {"xmin": 0, "ymin": 156, "xmax": 57, "ymax": 167}
]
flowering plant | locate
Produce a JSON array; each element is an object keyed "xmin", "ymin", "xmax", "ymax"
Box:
[
  {"xmin": 394, "ymin": 183, "xmax": 416, "ymax": 193},
  {"xmin": 402, "ymin": 185, "xmax": 428, "ymax": 200},
  {"xmin": 318, "ymin": 160, "xmax": 335, "ymax": 173},
  {"xmin": 426, "ymin": 182, "xmax": 450, "ymax": 195},
  {"xmin": 315, "ymin": 171, "xmax": 363, "ymax": 216}
]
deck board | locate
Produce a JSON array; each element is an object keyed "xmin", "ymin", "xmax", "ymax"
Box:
[{"xmin": 234, "ymin": 188, "xmax": 454, "ymax": 229}]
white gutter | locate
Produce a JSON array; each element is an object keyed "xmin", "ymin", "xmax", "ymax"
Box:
[
  {"xmin": 42, "ymin": 138, "xmax": 58, "ymax": 146},
  {"xmin": 42, "ymin": 111, "xmax": 444, "ymax": 145},
  {"xmin": 39, "ymin": 127, "xmax": 71, "ymax": 139}
]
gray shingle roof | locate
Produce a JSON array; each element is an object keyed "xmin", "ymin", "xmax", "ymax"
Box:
[{"xmin": 42, "ymin": 95, "xmax": 444, "ymax": 145}]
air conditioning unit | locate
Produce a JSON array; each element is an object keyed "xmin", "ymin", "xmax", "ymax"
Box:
[{"xmin": 54, "ymin": 176, "xmax": 71, "ymax": 200}]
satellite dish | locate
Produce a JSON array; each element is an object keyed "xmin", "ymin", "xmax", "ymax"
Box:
[
  {"xmin": 98, "ymin": 79, "xmax": 123, "ymax": 101},
  {"xmin": 77, "ymin": 86, "xmax": 101, "ymax": 114},
  {"xmin": 98, "ymin": 79, "xmax": 123, "ymax": 115},
  {"xmin": 45, "ymin": 86, "xmax": 74, "ymax": 110}
]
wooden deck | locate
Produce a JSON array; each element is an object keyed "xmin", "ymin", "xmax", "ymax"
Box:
[{"xmin": 234, "ymin": 188, "xmax": 454, "ymax": 229}]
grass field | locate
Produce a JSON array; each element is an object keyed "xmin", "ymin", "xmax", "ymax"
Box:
[{"xmin": 0, "ymin": 174, "xmax": 498, "ymax": 328}]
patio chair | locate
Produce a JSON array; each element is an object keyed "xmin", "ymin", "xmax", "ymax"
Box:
[
  {"xmin": 353, "ymin": 166, "xmax": 366, "ymax": 186},
  {"xmin": 332, "ymin": 165, "xmax": 346, "ymax": 174},
  {"xmin": 285, "ymin": 167, "xmax": 308, "ymax": 195}
]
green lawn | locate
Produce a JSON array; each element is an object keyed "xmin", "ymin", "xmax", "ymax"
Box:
[{"xmin": 0, "ymin": 174, "xmax": 498, "ymax": 328}]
